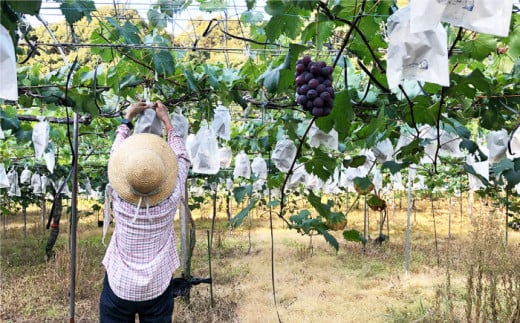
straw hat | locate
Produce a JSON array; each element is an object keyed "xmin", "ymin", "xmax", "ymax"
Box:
[{"xmin": 108, "ymin": 133, "xmax": 178, "ymax": 207}]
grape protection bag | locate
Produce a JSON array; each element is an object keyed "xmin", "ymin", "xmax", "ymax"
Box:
[
  {"xmin": 486, "ymin": 129, "xmax": 508, "ymax": 164},
  {"xmin": 0, "ymin": 163, "xmax": 9, "ymax": 189},
  {"xmin": 390, "ymin": 171, "xmax": 404, "ymax": 191},
  {"xmin": 170, "ymin": 110, "xmax": 189, "ymax": 140},
  {"xmin": 410, "ymin": 0, "xmax": 513, "ymax": 37},
  {"xmin": 31, "ymin": 173, "xmax": 43, "ymax": 195},
  {"xmin": 41, "ymin": 175, "xmax": 48, "ymax": 194},
  {"xmin": 211, "ymin": 102, "xmax": 231, "ymax": 141},
  {"xmin": 467, "ymin": 159, "xmax": 489, "ymax": 190},
  {"xmin": 44, "ymin": 143, "xmax": 55, "ymax": 174},
  {"xmin": 287, "ymin": 164, "xmax": 307, "ymax": 189},
  {"xmin": 192, "ymin": 120, "xmax": 220, "ymax": 175},
  {"xmin": 272, "ymin": 138, "xmax": 296, "ymax": 173},
  {"xmin": 32, "ymin": 117, "xmax": 50, "ymax": 159},
  {"xmin": 7, "ymin": 168, "xmax": 20, "ymax": 197},
  {"xmin": 83, "ymin": 177, "xmax": 93, "ymax": 197},
  {"xmin": 387, "ymin": 6, "xmax": 449, "ymax": 89},
  {"xmin": 20, "ymin": 167, "xmax": 32, "ymax": 185},
  {"xmin": 0, "ymin": 25, "xmax": 18, "ymax": 101},
  {"xmin": 186, "ymin": 134, "xmax": 198, "ymax": 161},
  {"xmin": 134, "ymin": 108, "xmax": 163, "ymax": 135},
  {"xmin": 219, "ymin": 146, "xmax": 233, "ymax": 168},
  {"xmin": 52, "ymin": 178, "xmax": 71, "ymax": 197},
  {"xmin": 372, "ymin": 168, "xmax": 383, "ymax": 192},
  {"xmin": 372, "ymin": 138, "xmax": 394, "ymax": 164},
  {"xmin": 251, "ymin": 154, "xmax": 267, "ymax": 180},
  {"xmin": 308, "ymin": 124, "xmax": 338, "ymax": 150},
  {"xmin": 233, "ymin": 151, "xmax": 251, "ymax": 179},
  {"xmin": 305, "ymin": 173, "xmax": 323, "ymax": 193}
]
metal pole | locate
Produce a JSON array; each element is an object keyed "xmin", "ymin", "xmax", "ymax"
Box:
[
  {"xmin": 180, "ymin": 184, "xmax": 189, "ymax": 275},
  {"xmin": 69, "ymin": 113, "xmax": 79, "ymax": 322},
  {"xmin": 405, "ymin": 167, "xmax": 413, "ymax": 278},
  {"xmin": 363, "ymin": 195, "xmax": 367, "ymax": 254},
  {"xmin": 505, "ymin": 189, "xmax": 509, "ymax": 245}
]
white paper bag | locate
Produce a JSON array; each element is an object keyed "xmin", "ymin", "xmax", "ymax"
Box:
[
  {"xmin": 387, "ymin": 6, "xmax": 449, "ymax": 89},
  {"xmin": 373, "ymin": 138, "xmax": 394, "ymax": 164},
  {"xmin": 31, "ymin": 173, "xmax": 43, "ymax": 195},
  {"xmin": 0, "ymin": 25, "xmax": 18, "ymax": 101},
  {"xmin": 192, "ymin": 121, "xmax": 220, "ymax": 175},
  {"xmin": 32, "ymin": 117, "xmax": 50, "ymax": 159},
  {"xmin": 233, "ymin": 151, "xmax": 251, "ymax": 179},
  {"xmin": 7, "ymin": 168, "xmax": 21, "ymax": 197},
  {"xmin": 411, "ymin": 0, "xmax": 513, "ymax": 37},
  {"xmin": 468, "ymin": 160, "xmax": 489, "ymax": 190},
  {"xmin": 134, "ymin": 109, "xmax": 163, "ymax": 136},
  {"xmin": 391, "ymin": 171, "xmax": 404, "ymax": 190},
  {"xmin": 211, "ymin": 102, "xmax": 231, "ymax": 141},
  {"xmin": 40, "ymin": 175, "xmax": 48, "ymax": 195},
  {"xmin": 0, "ymin": 163, "xmax": 9, "ymax": 188},
  {"xmin": 486, "ymin": 129, "xmax": 508, "ymax": 164},
  {"xmin": 20, "ymin": 167, "xmax": 32, "ymax": 185},
  {"xmin": 372, "ymin": 168, "xmax": 383, "ymax": 192},
  {"xmin": 287, "ymin": 164, "xmax": 307, "ymax": 189},
  {"xmin": 170, "ymin": 110, "xmax": 189, "ymax": 140},
  {"xmin": 272, "ymin": 138, "xmax": 297, "ymax": 173},
  {"xmin": 251, "ymin": 155, "xmax": 268, "ymax": 180},
  {"xmin": 186, "ymin": 134, "xmax": 198, "ymax": 161},
  {"xmin": 83, "ymin": 177, "xmax": 93, "ymax": 197},
  {"xmin": 226, "ymin": 178, "xmax": 234, "ymax": 191},
  {"xmin": 53, "ymin": 178, "xmax": 71, "ymax": 197},
  {"xmin": 45, "ymin": 143, "xmax": 55, "ymax": 174},
  {"xmin": 308, "ymin": 124, "xmax": 338, "ymax": 150},
  {"xmin": 305, "ymin": 173, "xmax": 324, "ymax": 193},
  {"xmin": 219, "ymin": 146, "xmax": 232, "ymax": 168}
]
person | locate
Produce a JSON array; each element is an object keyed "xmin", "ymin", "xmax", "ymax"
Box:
[{"xmin": 99, "ymin": 100, "xmax": 190, "ymax": 322}]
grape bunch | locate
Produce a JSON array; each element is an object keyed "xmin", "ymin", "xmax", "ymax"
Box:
[{"xmin": 295, "ymin": 55, "xmax": 335, "ymax": 117}]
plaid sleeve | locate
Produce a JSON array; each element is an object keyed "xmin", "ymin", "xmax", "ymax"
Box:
[
  {"xmin": 167, "ymin": 128, "xmax": 190, "ymax": 186},
  {"xmin": 110, "ymin": 124, "xmax": 131, "ymax": 156}
]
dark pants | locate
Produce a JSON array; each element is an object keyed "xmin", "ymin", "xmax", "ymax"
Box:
[{"xmin": 99, "ymin": 274, "xmax": 174, "ymax": 323}]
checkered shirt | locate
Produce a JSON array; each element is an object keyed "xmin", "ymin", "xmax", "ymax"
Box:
[{"xmin": 102, "ymin": 125, "xmax": 190, "ymax": 301}]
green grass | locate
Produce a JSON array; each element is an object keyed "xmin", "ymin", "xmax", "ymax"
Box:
[{"xmin": 2, "ymin": 199, "xmax": 520, "ymax": 322}]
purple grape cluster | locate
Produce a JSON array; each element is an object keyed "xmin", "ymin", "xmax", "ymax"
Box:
[{"xmin": 295, "ymin": 55, "xmax": 335, "ymax": 117}]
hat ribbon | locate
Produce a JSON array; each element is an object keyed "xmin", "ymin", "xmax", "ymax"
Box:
[{"xmin": 129, "ymin": 185, "xmax": 162, "ymax": 223}]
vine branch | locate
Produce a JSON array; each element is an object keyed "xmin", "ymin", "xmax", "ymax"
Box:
[
  {"xmin": 432, "ymin": 27, "xmax": 464, "ymax": 173},
  {"xmin": 16, "ymin": 114, "xmax": 92, "ymax": 125},
  {"xmin": 278, "ymin": 117, "xmax": 317, "ymax": 227}
]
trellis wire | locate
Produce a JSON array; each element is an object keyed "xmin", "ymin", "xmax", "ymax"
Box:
[{"xmin": 20, "ymin": 41, "xmax": 319, "ymax": 56}]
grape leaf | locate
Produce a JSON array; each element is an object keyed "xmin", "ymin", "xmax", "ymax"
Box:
[
  {"xmin": 60, "ymin": 0, "xmax": 96, "ymax": 24},
  {"xmin": 147, "ymin": 9, "xmax": 168, "ymax": 29},
  {"xmin": 462, "ymin": 34, "xmax": 497, "ymax": 62},
  {"xmin": 307, "ymin": 191, "xmax": 329, "ymax": 218},
  {"xmin": 233, "ymin": 185, "xmax": 252, "ymax": 204},
  {"xmin": 316, "ymin": 226, "xmax": 339, "ymax": 252},
  {"xmin": 231, "ymin": 198, "xmax": 257, "ymax": 228},
  {"xmin": 8, "ymin": 0, "xmax": 41, "ymax": 14},
  {"xmin": 382, "ymin": 161, "xmax": 407, "ymax": 175},
  {"xmin": 304, "ymin": 148, "xmax": 337, "ymax": 182},
  {"xmin": 343, "ymin": 228, "xmax": 365, "ymax": 244},
  {"xmin": 198, "ymin": 0, "xmax": 227, "ymax": 12},
  {"xmin": 152, "ymin": 50, "xmax": 175, "ymax": 76}
]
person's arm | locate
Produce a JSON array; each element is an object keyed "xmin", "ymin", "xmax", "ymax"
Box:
[
  {"xmin": 110, "ymin": 101, "xmax": 150, "ymax": 155},
  {"xmin": 153, "ymin": 101, "xmax": 190, "ymax": 183}
]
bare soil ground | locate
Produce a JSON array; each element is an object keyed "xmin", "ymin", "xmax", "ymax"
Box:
[{"xmin": 1, "ymin": 196, "xmax": 519, "ymax": 322}]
